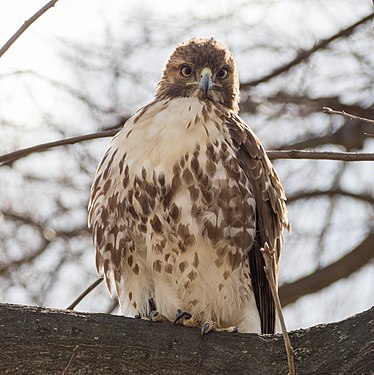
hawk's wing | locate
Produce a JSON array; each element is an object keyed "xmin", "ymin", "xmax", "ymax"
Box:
[{"xmin": 225, "ymin": 111, "xmax": 289, "ymax": 334}]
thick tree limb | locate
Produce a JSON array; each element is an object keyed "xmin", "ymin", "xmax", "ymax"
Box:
[
  {"xmin": 240, "ymin": 12, "xmax": 374, "ymax": 88},
  {"xmin": 0, "ymin": 303, "xmax": 372, "ymax": 374},
  {"xmin": 0, "ymin": 0, "xmax": 60, "ymax": 59},
  {"xmin": 280, "ymin": 232, "xmax": 374, "ymax": 307}
]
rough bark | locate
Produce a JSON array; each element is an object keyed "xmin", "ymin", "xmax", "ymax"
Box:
[{"xmin": 0, "ymin": 303, "xmax": 372, "ymax": 375}]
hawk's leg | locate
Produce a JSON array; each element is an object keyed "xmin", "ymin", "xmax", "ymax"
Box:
[
  {"xmin": 174, "ymin": 309, "xmax": 238, "ymax": 338},
  {"xmin": 135, "ymin": 298, "xmax": 170, "ymax": 322}
]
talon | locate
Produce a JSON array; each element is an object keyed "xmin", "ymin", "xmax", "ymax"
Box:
[
  {"xmin": 148, "ymin": 309, "xmax": 169, "ymax": 322},
  {"xmin": 174, "ymin": 310, "xmax": 192, "ymax": 325},
  {"xmin": 148, "ymin": 310, "xmax": 159, "ymax": 321},
  {"xmin": 201, "ymin": 321, "xmax": 213, "ymax": 339}
]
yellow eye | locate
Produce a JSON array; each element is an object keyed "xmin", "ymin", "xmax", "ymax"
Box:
[
  {"xmin": 180, "ymin": 66, "xmax": 193, "ymax": 77},
  {"xmin": 217, "ymin": 67, "xmax": 228, "ymax": 79}
]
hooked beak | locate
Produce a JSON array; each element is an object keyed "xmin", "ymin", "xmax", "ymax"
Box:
[{"xmin": 199, "ymin": 67, "xmax": 214, "ymax": 95}]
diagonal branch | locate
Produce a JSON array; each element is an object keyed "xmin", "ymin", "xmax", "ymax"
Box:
[
  {"xmin": 66, "ymin": 277, "xmax": 104, "ymax": 310},
  {"xmin": 280, "ymin": 232, "xmax": 374, "ymax": 307},
  {"xmin": 0, "ymin": 130, "xmax": 118, "ymax": 166},
  {"xmin": 240, "ymin": 11, "xmax": 374, "ymax": 89},
  {"xmin": 261, "ymin": 243, "xmax": 295, "ymax": 375},
  {"xmin": 0, "ymin": 0, "xmax": 60, "ymax": 59}
]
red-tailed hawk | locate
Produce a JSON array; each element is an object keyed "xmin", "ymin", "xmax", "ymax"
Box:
[{"xmin": 88, "ymin": 38, "xmax": 289, "ymax": 335}]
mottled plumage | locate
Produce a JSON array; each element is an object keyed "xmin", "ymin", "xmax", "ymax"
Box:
[{"xmin": 88, "ymin": 38, "xmax": 289, "ymax": 334}]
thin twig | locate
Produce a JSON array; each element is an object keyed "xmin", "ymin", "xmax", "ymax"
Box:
[
  {"xmin": 241, "ymin": 11, "xmax": 374, "ymax": 88},
  {"xmin": 323, "ymin": 106, "xmax": 374, "ymax": 125},
  {"xmin": 267, "ymin": 150, "xmax": 374, "ymax": 162},
  {"xmin": 0, "ymin": 0, "xmax": 60, "ymax": 59},
  {"xmin": 66, "ymin": 277, "xmax": 104, "ymax": 310},
  {"xmin": 0, "ymin": 130, "xmax": 118, "ymax": 166},
  {"xmin": 261, "ymin": 243, "xmax": 295, "ymax": 375},
  {"xmin": 61, "ymin": 345, "xmax": 79, "ymax": 375}
]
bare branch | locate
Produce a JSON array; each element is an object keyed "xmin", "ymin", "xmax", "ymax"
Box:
[
  {"xmin": 1, "ymin": 130, "xmax": 374, "ymax": 166},
  {"xmin": 261, "ymin": 243, "xmax": 295, "ymax": 375},
  {"xmin": 280, "ymin": 233, "xmax": 374, "ymax": 307},
  {"xmin": 66, "ymin": 277, "xmax": 104, "ymax": 310},
  {"xmin": 287, "ymin": 188, "xmax": 374, "ymax": 205},
  {"xmin": 0, "ymin": 0, "xmax": 60, "ymax": 59},
  {"xmin": 0, "ymin": 130, "xmax": 118, "ymax": 166},
  {"xmin": 267, "ymin": 150, "xmax": 374, "ymax": 162},
  {"xmin": 241, "ymin": 12, "xmax": 374, "ymax": 89},
  {"xmin": 2, "ymin": 303, "xmax": 372, "ymax": 374},
  {"xmin": 323, "ymin": 106, "xmax": 374, "ymax": 125}
]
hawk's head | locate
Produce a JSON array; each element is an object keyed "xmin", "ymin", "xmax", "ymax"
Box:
[{"xmin": 156, "ymin": 38, "xmax": 240, "ymax": 113}]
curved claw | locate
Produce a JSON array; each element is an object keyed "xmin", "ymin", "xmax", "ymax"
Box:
[
  {"xmin": 201, "ymin": 321, "xmax": 213, "ymax": 339},
  {"xmin": 200, "ymin": 321, "xmax": 239, "ymax": 339},
  {"xmin": 148, "ymin": 310, "xmax": 159, "ymax": 321},
  {"xmin": 174, "ymin": 309, "xmax": 192, "ymax": 325}
]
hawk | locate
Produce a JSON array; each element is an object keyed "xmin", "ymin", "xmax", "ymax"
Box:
[{"xmin": 88, "ymin": 38, "xmax": 289, "ymax": 335}]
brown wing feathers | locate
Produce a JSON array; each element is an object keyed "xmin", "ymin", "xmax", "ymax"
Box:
[{"xmin": 226, "ymin": 112, "xmax": 289, "ymax": 333}]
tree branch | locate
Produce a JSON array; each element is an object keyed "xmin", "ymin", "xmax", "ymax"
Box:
[
  {"xmin": 0, "ymin": 130, "xmax": 118, "ymax": 166},
  {"xmin": 0, "ymin": 303, "xmax": 372, "ymax": 374},
  {"xmin": 280, "ymin": 232, "xmax": 374, "ymax": 307},
  {"xmin": 267, "ymin": 150, "xmax": 374, "ymax": 162},
  {"xmin": 261, "ymin": 243, "xmax": 295, "ymax": 375},
  {"xmin": 1, "ymin": 131, "xmax": 374, "ymax": 166},
  {"xmin": 323, "ymin": 106, "xmax": 374, "ymax": 125},
  {"xmin": 0, "ymin": 0, "xmax": 60, "ymax": 59},
  {"xmin": 66, "ymin": 277, "xmax": 104, "ymax": 310},
  {"xmin": 287, "ymin": 188, "xmax": 374, "ymax": 205},
  {"xmin": 240, "ymin": 12, "xmax": 374, "ymax": 89}
]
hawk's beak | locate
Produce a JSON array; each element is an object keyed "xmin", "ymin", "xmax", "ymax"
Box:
[{"xmin": 199, "ymin": 67, "xmax": 214, "ymax": 95}]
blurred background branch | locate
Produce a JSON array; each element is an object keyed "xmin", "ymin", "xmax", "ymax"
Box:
[{"xmin": 0, "ymin": 0, "xmax": 60, "ymax": 58}]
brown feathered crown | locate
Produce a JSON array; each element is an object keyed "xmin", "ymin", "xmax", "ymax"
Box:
[{"xmin": 156, "ymin": 38, "xmax": 240, "ymax": 113}]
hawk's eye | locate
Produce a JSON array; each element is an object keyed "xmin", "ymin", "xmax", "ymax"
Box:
[
  {"xmin": 180, "ymin": 66, "xmax": 193, "ymax": 77},
  {"xmin": 217, "ymin": 67, "xmax": 228, "ymax": 79}
]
